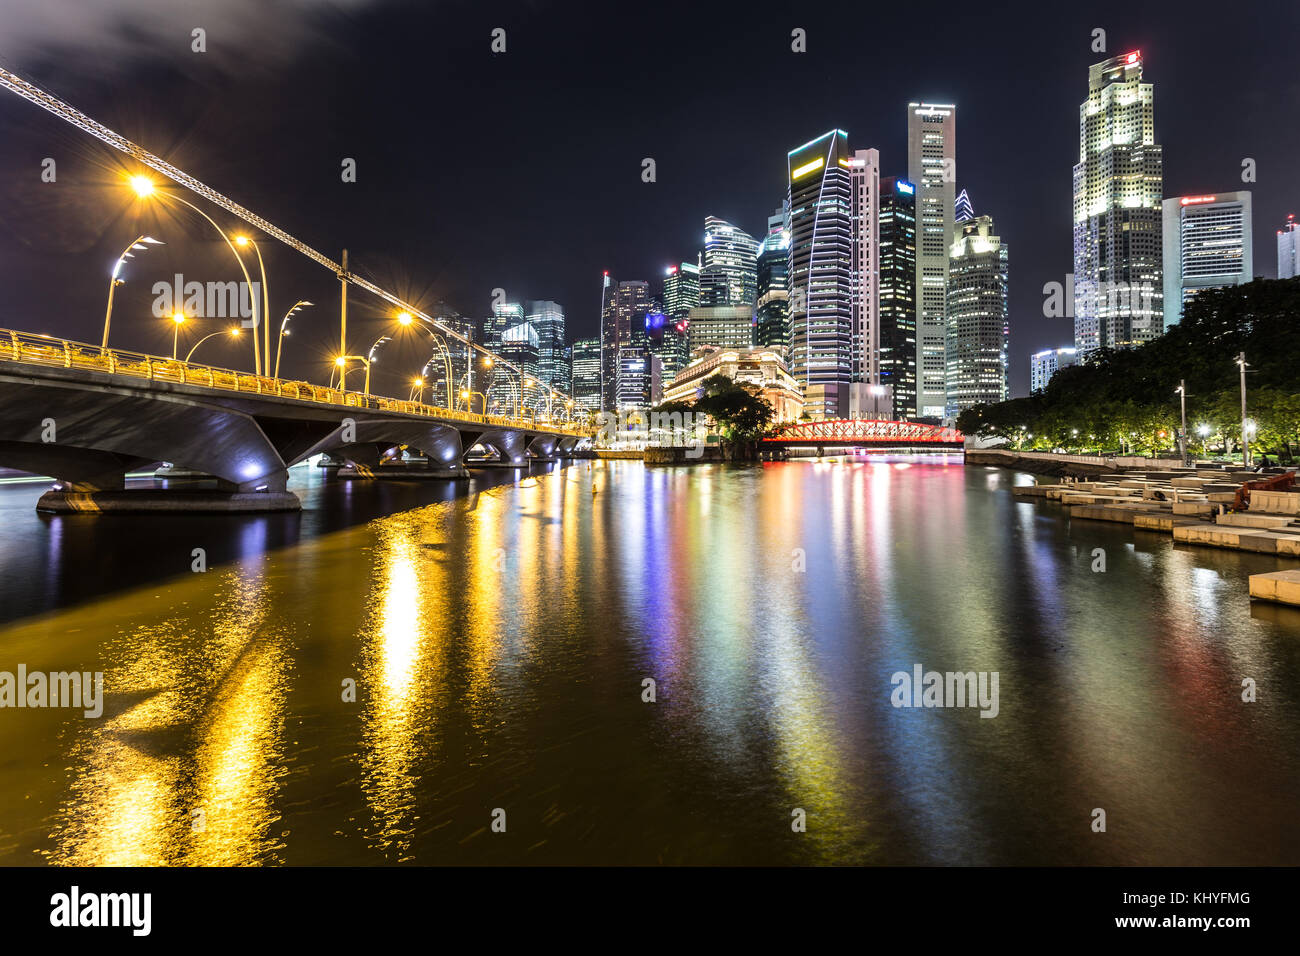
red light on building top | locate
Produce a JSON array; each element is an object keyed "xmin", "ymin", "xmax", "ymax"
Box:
[
  {"xmin": 1181, "ymin": 195, "xmax": 1217, "ymax": 206},
  {"xmin": 1126, "ymin": 52, "xmax": 1139, "ymax": 64}
]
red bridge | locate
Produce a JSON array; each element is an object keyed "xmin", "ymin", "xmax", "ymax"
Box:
[{"xmin": 762, "ymin": 419, "xmax": 965, "ymax": 452}]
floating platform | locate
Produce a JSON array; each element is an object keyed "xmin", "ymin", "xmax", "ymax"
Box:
[
  {"xmin": 36, "ymin": 489, "xmax": 302, "ymax": 514},
  {"xmin": 1249, "ymin": 570, "xmax": 1300, "ymax": 606}
]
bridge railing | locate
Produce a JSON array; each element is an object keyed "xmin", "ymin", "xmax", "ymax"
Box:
[{"xmin": 1, "ymin": 329, "xmax": 589, "ymax": 437}]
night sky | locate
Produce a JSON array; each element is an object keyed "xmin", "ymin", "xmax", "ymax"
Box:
[{"xmin": 0, "ymin": 0, "xmax": 1296, "ymax": 398}]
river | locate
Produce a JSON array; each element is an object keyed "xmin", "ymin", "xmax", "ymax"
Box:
[{"xmin": 0, "ymin": 456, "xmax": 1297, "ymax": 865}]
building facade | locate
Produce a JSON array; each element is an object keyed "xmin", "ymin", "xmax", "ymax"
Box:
[
  {"xmin": 570, "ymin": 337, "xmax": 602, "ymax": 413},
  {"xmin": 615, "ymin": 345, "xmax": 660, "ymax": 412},
  {"xmin": 663, "ymin": 262, "xmax": 701, "ymax": 319},
  {"xmin": 699, "ymin": 217, "xmax": 758, "ymax": 307},
  {"xmin": 1030, "ymin": 347, "xmax": 1079, "ymax": 393},
  {"xmin": 945, "ymin": 215, "xmax": 1008, "ymax": 417},
  {"xmin": 601, "ymin": 278, "xmax": 649, "ymax": 411},
  {"xmin": 663, "ymin": 346, "xmax": 804, "ymax": 423},
  {"xmin": 525, "ymin": 300, "xmax": 567, "ymax": 390},
  {"xmin": 907, "ymin": 102, "xmax": 956, "ymax": 420},
  {"xmin": 1161, "ymin": 192, "xmax": 1253, "ymax": 327},
  {"xmin": 1072, "ymin": 52, "xmax": 1164, "ymax": 355},
  {"xmin": 686, "ymin": 305, "xmax": 753, "ymax": 353},
  {"xmin": 878, "ymin": 177, "xmax": 918, "ymax": 419},
  {"xmin": 787, "ymin": 129, "xmax": 854, "ymax": 420},
  {"xmin": 1279, "ymin": 214, "xmax": 1299, "ymax": 280},
  {"xmin": 848, "ymin": 148, "xmax": 881, "ymax": 389},
  {"xmin": 755, "ymin": 206, "xmax": 790, "ymax": 350}
]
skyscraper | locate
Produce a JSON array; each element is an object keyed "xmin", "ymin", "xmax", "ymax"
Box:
[
  {"xmin": 526, "ymin": 300, "xmax": 567, "ymax": 389},
  {"xmin": 663, "ymin": 262, "xmax": 700, "ymax": 320},
  {"xmin": 601, "ymin": 278, "xmax": 649, "ymax": 411},
  {"xmin": 570, "ymin": 337, "xmax": 602, "ymax": 413},
  {"xmin": 755, "ymin": 206, "xmax": 790, "ymax": 349},
  {"xmin": 1279, "ymin": 214, "xmax": 1299, "ymax": 279},
  {"xmin": 878, "ymin": 177, "xmax": 918, "ymax": 419},
  {"xmin": 907, "ymin": 102, "xmax": 956, "ymax": 420},
  {"xmin": 848, "ymin": 148, "xmax": 881, "ymax": 387},
  {"xmin": 1161, "ymin": 192, "xmax": 1253, "ymax": 327},
  {"xmin": 945, "ymin": 214, "xmax": 1008, "ymax": 417},
  {"xmin": 787, "ymin": 129, "xmax": 854, "ymax": 419},
  {"xmin": 1072, "ymin": 51, "xmax": 1164, "ymax": 355},
  {"xmin": 699, "ymin": 217, "xmax": 758, "ymax": 307},
  {"xmin": 484, "ymin": 301, "xmax": 524, "ymax": 352}
]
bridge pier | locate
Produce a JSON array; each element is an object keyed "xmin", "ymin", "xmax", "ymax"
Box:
[{"xmin": 36, "ymin": 487, "xmax": 300, "ymax": 514}]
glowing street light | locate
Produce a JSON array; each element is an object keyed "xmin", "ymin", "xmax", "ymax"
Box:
[
  {"xmin": 234, "ymin": 235, "xmax": 271, "ymax": 376},
  {"xmin": 184, "ymin": 326, "xmax": 241, "ymax": 363},
  {"xmin": 170, "ymin": 311, "xmax": 187, "ymax": 360},
  {"xmin": 273, "ymin": 300, "xmax": 313, "ymax": 379},
  {"xmin": 334, "ymin": 354, "xmax": 372, "ymax": 395},
  {"xmin": 102, "ymin": 234, "xmax": 164, "ymax": 349},
  {"xmin": 129, "ymin": 174, "xmax": 264, "ymax": 375}
]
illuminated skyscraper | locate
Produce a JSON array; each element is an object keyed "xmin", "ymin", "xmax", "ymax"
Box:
[
  {"xmin": 699, "ymin": 217, "xmax": 758, "ymax": 307},
  {"xmin": 1278, "ymin": 214, "xmax": 1299, "ymax": 279},
  {"xmin": 787, "ymin": 129, "xmax": 854, "ymax": 419},
  {"xmin": 879, "ymin": 177, "xmax": 918, "ymax": 419},
  {"xmin": 755, "ymin": 206, "xmax": 790, "ymax": 349},
  {"xmin": 907, "ymin": 102, "xmax": 956, "ymax": 420},
  {"xmin": 663, "ymin": 262, "xmax": 700, "ymax": 319},
  {"xmin": 848, "ymin": 148, "xmax": 881, "ymax": 387},
  {"xmin": 946, "ymin": 214, "xmax": 1008, "ymax": 417},
  {"xmin": 1072, "ymin": 51, "xmax": 1164, "ymax": 354},
  {"xmin": 1161, "ymin": 192, "xmax": 1252, "ymax": 327},
  {"xmin": 600, "ymin": 278, "xmax": 648, "ymax": 411},
  {"xmin": 526, "ymin": 300, "xmax": 567, "ymax": 389},
  {"xmin": 570, "ymin": 337, "xmax": 602, "ymax": 413}
]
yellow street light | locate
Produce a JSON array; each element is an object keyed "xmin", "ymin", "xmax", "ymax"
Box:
[
  {"xmin": 170, "ymin": 311, "xmax": 186, "ymax": 359},
  {"xmin": 130, "ymin": 174, "xmax": 263, "ymax": 374},
  {"xmin": 184, "ymin": 326, "xmax": 241, "ymax": 363}
]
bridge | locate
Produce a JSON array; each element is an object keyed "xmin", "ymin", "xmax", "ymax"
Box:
[
  {"xmin": 0, "ymin": 329, "xmax": 591, "ymax": 512},
  {"xmin": 762, "ymin": 419, "xmax": 965, "ymax": 455}
]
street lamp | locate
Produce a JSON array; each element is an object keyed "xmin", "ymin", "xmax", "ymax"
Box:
[
  {"xmin": 334, "ymin": 354, "xmax": 372, "ymax": 395},
  {"xmin": 170, "ymin": 311, "xmax": 187, "ymax": 360},
  {"xmin": 184, "ymin": 326, "xmax": 242, "ymax": 363},
  {"xmin": 130, "ymin": 175, "xmax": 264, "ymax": 375},
  {"xmin": 234, "ymin": 235, "xmax": 270, "ymax": 376},
  {"xmin": 409, "ymin": 376, "xmax": 426, "ymax": 402},
  {"xmin": 1197, "ymin": 423, "xmax": 1211, "ymax": 458},
  {"xmin": 1175, "ymin": 381, "xmax": 1188, "ymax": 463},
  {"xmin": 273, "ymin": 300, "xmax": 313, "ymax": 379},
  {"xmin": 102, "ymin": 235, "xmax": 164, "ymax": 349},
  {"xmin": 1236, "ymin": 352, "xmax": 1251, "ymax": 467}
]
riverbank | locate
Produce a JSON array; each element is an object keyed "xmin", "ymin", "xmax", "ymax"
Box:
[{"xmin": 976, "ymin": 448, "xmax": 1300, "ymax": 607}]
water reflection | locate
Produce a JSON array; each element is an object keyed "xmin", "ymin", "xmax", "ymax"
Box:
[{"xmin": 0, "ymin": 457, "xmax": 1296, "ymax": 865}]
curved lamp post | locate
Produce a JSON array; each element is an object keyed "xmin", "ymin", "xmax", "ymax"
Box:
[
  {"xmin": 273, "ymin": 299, "xmax": 313, "ymax": 379},
  {"xmin": 185, "ymin": 326, "xmax": 242, "ymax": 363},
  {"xmin": 130, "ymin": 175, "xmax": 263, "ymax": 375},
  {"xmin": 334, "ymin": 355, "xmax": 372, "ymax": 395},
  {"xmin": 234, "ymin": 235, "xmax": 269, "ymax": 375},
  {"xmin": 102, "ymin": 234, "xmax": 164, "ymax": 349}
]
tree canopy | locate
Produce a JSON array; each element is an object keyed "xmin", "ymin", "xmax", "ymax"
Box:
[{"xmin": 956, "ymin": 277, "xmax": 1300, "ymax": 457}]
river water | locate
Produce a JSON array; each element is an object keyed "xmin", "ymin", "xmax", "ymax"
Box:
[{"xmin": 0, "ymin": 457, "xmax": 1297, "ymax": 865}]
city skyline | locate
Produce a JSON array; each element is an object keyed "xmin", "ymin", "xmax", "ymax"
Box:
[{"xmin": 0, "ymin": 1, "xmax": 1296, "ymax": 403}]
